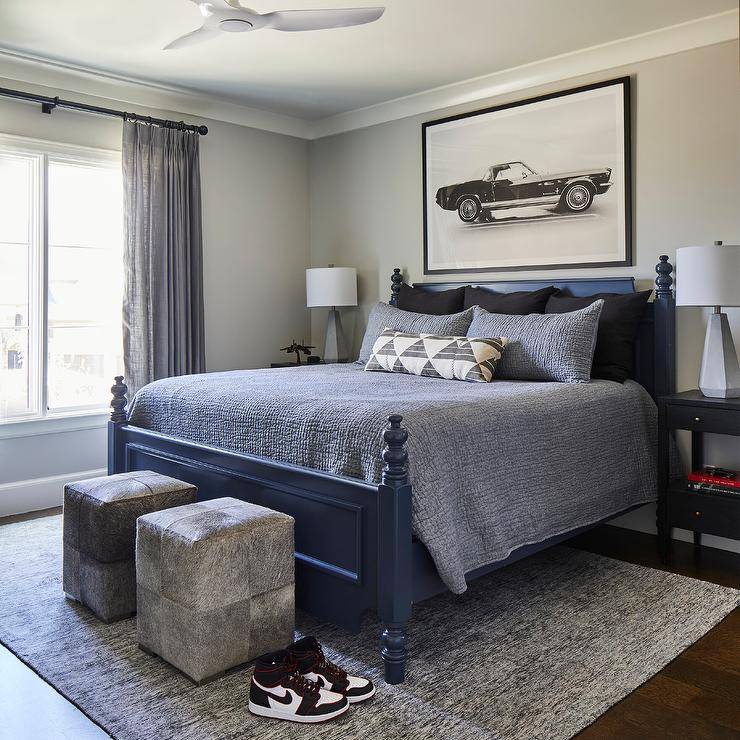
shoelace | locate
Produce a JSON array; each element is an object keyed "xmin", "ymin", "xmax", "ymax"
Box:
[
  {"xmin": 285, "ymin": 658, "xmax": 320, "ymax": 697},
  {"xmin": 315, "ymin": 649, "xmax": 347, "ymax": 686}
]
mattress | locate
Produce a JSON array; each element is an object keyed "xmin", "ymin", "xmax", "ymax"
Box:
[{"xmin": 128, "ymin": 364, "xmax": 659, "ymax": 593}]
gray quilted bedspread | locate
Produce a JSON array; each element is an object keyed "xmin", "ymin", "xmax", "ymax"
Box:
[{"xmin": 128, "ymin": 365, "xmax": 659, "ymax": 593}]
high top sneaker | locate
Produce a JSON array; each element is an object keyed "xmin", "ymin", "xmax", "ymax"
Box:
[
  {"xmin": 288, "ymin": 636, "xmax": 376, "ymax": 704},
  {"xmin": 248, "ymin": 650, "xmax": 349, "ymax": 723}
]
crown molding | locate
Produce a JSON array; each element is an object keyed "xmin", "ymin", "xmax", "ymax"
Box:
[
  {"xmin": 310, "ymin": 9, "xmax": 739, "ymax": 139},
  {"xmin": 0, "ymin": 46, "xmax": 312, "ymax": 140},
  {"xmin": 0, "ymin": 9, "xmax": 736, "ymax": 142}
]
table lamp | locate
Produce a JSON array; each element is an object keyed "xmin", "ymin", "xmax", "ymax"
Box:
[
  {"xmin": 676, "ymin": 242, "xmax": 740, "ymax": 398},
  {"xmin": 306, "ymin": 266, "xmax": 357, "ymax": 363}
]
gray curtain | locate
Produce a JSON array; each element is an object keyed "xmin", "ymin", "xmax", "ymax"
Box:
[{"xmin": 122, "ymin": 121, "xmax": 205, "ymax": 397}]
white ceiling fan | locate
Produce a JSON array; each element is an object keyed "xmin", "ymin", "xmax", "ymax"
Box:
[{"xmin": 164, "ymin": 0, "xmax": 385, "ymax": 50}]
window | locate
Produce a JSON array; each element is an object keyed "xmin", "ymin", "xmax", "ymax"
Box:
[
  {"xmin": 0, "ymin": 135, "xmax": 123, "ymax": 423},
  {"xmin": 494, "ymin": 162, "xmax": 536, "ymax": 182}
]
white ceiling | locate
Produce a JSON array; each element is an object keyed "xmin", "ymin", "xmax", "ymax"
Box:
[{"xmin": 0, "ymin": 0, "xmax": 736, "ymax": 120}]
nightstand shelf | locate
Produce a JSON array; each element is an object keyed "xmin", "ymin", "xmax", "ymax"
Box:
[
  {"xmin": 657, "ymin": 391, "xmax": 740, "ymax": 560},
  {"xmin": 666, "ymin": 479, "xmax": 740, "ymax": 541}
]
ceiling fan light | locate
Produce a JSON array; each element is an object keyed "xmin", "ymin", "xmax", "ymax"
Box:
[{"xmin": 219, "ymin": 18, "xmax": 253, "ymax": 32}]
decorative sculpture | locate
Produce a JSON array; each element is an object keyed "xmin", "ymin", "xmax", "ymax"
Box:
[{"xmin": 280, "ymin": 340, "xmax": 316, "ymax": 365}]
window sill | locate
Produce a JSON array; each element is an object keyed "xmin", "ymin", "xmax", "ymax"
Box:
[{"xmin": 0, "ymin": 411, "xmax": 109, "ymax": 440}]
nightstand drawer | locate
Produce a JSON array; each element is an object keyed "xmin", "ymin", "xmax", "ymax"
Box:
[
  {"xmin": 668, "ymin": 489, "xmax": 740, "ymax": 539},
  {"xmin": 666, "ymin": 404, "xmax": 740, "ymax": 435}
]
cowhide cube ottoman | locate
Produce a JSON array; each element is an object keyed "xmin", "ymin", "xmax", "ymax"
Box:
[
  {"xmin": 136, "ymin": 497, "xmax": 295, "ymax": 684},
  {"xmin": 63, "ymin": 471, "xmax": 197, "ymax": 623}
]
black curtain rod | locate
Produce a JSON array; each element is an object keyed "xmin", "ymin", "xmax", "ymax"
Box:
[{"xmin": 0, "ymin": 85, "xmax": 208, "ymax": 136}]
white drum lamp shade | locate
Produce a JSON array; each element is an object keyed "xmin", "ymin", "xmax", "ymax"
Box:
[
  {"xmin": 676, "ymin": 244, "xmax": 740, "ymax": 398},
  {"xmin": 306, "ymin": 267, "xmax": 357, "ymax": 364},
  {"xmin": 676, "ymin": 245, "xmax": 740, "ymax": 307},
  {"xmin": 306, "ymin": 267, "xmax": 357, "ymax": 308}
]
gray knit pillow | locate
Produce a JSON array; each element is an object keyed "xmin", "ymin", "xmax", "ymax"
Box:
[
  {"xmin": 466, "ymin": 301, "xmax": 604, "ymax": 382},
  {"xmin": 357, "ymin": 303, "xmax": 474, "ymax": 364}
]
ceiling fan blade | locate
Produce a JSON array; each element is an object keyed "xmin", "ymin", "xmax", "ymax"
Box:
[
  {"xmin": 163, "ymin": 24, "xmax": 219, "ymax": 50},
  {"xmin": 263, "ymin": 6, "xmax": 384, "ymax": 32}
]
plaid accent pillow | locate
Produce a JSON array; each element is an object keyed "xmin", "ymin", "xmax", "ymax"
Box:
[{"xmin": 364, "ymin": 330, "xmax": 508, "ymax": 383}]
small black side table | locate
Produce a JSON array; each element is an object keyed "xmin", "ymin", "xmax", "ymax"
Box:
[{"xmin": 657, "ymin": 390, "xmax": 740, "ymax": 560}]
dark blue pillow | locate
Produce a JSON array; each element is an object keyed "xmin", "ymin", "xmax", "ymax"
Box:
[
  {"xmin": 397, "ymin": 283, "xmax": 465, "ymax": 315},
  {"xmin": 464, "ymin": 285, "xmax": 557, "ymax": 314}
]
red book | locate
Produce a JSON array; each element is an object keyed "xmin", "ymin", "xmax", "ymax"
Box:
[{"xmin": 687, "ymin": 472, "xmax": 740, "ymax": 489}]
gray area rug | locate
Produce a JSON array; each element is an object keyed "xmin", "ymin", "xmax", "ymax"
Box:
[{"xmin": 1, "ymin": 516, "xmax": 737, "ymax": 740}]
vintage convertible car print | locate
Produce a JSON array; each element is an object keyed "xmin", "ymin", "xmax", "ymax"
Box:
[{"xmin": 435, "ymin": 161, "xmax": 613, "ymax": 223}]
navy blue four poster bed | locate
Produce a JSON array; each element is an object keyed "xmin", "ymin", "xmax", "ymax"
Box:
[{"xmin": 108, "ymin": 256, "xmax": 676, "ymax": 685}]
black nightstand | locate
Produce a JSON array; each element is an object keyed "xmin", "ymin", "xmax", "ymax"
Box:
[{"xmin": 657, "ymin": 390, "xmax": 740, "ymax": 560}]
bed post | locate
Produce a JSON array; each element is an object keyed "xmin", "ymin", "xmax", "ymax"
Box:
[
  {"xmin": 390, "ymin": 268, "xmax": 402, "ymax": 306},
  {"xmin": 654, "ymin": 256, "xmax": 675, "ymax": 560},
  {"xmin": 653, "ymin": 255, "xmax": 676, "ymax": 398},
  {"xmin": 108, "ymin": 376, "xmax": 128, "ymax": 475},
  {"xmin": 378, "ymin": 414, "xmax": 412, "ymax": 684}
]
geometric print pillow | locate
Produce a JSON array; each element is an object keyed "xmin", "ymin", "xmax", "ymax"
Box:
[{"xmin": 364, "ymin": 329, "xmax": 508, "ymax": 383}]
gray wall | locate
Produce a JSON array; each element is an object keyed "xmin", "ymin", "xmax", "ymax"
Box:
[
  {"xmin": 2, "ymin": 40, "xmax": 739, "ymax": 532},
  {"xmin": 0, "ymin": 82, "xmax": 310, "ymax": 505},
  {"xmin": 309, "ymin": 41, "xmax": 740, "ymax": 550}
]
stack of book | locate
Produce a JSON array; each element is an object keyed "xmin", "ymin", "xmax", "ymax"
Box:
[{"xmin": 686, "ymin": 466, "xmax": 740, "ymax": 497}]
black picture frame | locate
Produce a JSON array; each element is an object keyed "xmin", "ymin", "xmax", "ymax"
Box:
[{"xmin": 422, "ymin": 76, "xmax": 632, "ymax": 275}]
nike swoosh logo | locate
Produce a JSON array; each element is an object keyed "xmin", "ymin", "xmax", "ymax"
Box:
[
  {"xmin": 268, "ymin": 691, "xmax": 295, "ymax": 706},
  {"xmin": 253, "ymin": 679, "xmax": 302, "ymax": 711},
  {"xmin": 314, "ymin": 674, "xmax": 332, "ymax": 690},
  {"xmin": 269, "ymin": 691, "xmax": 302, "ymax": 712},
  {"xmin": 306, "ymin": 672, "xmax": 334, "ymax": 690}
]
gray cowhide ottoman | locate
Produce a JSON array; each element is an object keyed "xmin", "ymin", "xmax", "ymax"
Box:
[
  {"xmin": 136, "ymin": 497, "xmax": 295, "ymax": 684},
  {"xmin": 63, "ymin": 471, "xmax": 197, "ymax": 623}
]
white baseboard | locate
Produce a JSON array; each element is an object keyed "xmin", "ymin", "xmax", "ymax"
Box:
[
  {"xmin": 2, "ymin": 472, "xmax": 738, "ymax": 555},
  {"xmin": 0, "ymin": 468, "xmax": 106, "ymax": 518}
]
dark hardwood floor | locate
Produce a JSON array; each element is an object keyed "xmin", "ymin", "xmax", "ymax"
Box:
[
  {"xmin": 1, "ymin": 505, "xmax": 61, "ymax": 525},
  {"xmin": 1, "ymin": 510, "xmax": 738, "ymax": 739},
  {"xmin": 1, "ymin": 507, "xmax": 111, "ymax": 739},
  {"xmin": 569, "ymin": 526, "xmax": 740, "ymax": 739}
]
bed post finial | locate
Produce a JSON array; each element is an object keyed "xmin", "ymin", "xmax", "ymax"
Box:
[
  {"xmin": 110, "ymin": 376, "xmax": 128, "ymax": 423},
  {"xmin": 108, "ymin": 376, "xmax": 128, "ymax": 475},
  {"xmin": 382, "ymin": 414, "xmax": 409, "ymax": 484},
  {"xmin": 655, "ymin": 255, "xmax": 673, "ymax": 297},
  {"xmin": 379, "ymin": 414, "xmax": 412, "ymax": 684},
  {"xmin": 390, "ymin": 268, "xmax": 403, "ymax": 306}
]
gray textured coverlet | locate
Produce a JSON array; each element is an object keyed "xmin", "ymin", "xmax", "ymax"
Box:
[{"xmin": 129, "ymin": 365, "xmax": 659, "ymax": 593}]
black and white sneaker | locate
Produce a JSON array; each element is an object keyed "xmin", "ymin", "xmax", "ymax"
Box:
[
  {"xmin": 248, "ymin": 650, "xmax": 349, "ymax": 723},
  {"xmin": 288, "ymin": 636, "xmax": 376, "ymax": 704}
]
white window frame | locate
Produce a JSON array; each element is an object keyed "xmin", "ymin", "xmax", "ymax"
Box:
[{"xmin": 0, "ymin": 133, "xmax": 122, "ymax": 438}]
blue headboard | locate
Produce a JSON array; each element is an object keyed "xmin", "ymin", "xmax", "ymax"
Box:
[{"xmin": 389, "ymin": 257, "xmax": 675, "ymax": 399}]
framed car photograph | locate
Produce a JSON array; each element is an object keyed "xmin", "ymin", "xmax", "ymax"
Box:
[{"xmin": 422, "ymin": 77, "xmax": 632, "ymax": 274}]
